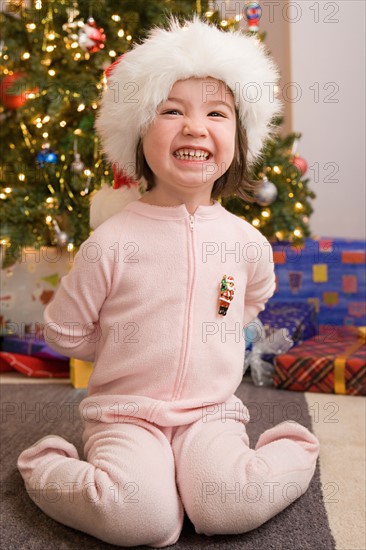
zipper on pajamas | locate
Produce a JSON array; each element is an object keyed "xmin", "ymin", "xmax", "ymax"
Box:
[
  {"xmin": 189, "ymin": 215, "xmax": 194, "ymax": 231},
  {"xmin": 172, "ymin": 214, "xmax": 196, "ymax": 400}
]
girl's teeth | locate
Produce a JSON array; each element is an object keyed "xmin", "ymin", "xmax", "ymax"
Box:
[{"xmin": 174, "ymin": 149, "xmax": 209, "ymax": 160}]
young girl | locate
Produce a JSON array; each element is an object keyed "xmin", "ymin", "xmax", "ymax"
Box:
[{"xmin": 18, "ymin": 17, "xmax": 320, "ymax": 548}]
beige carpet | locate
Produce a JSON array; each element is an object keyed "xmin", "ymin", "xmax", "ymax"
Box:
[{"xmin": 305, "ymin": 392, "xmax": 366, "ymax": 550}]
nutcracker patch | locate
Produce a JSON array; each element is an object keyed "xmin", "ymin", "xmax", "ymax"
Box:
[{"xmin": 218, "ymin": 275, "xmax": 235, "ymax": 316}]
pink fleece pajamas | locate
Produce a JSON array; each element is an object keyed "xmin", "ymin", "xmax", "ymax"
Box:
[{"xmin": 18, "ymin": 200, "xmax": 320, "ymax": 547}]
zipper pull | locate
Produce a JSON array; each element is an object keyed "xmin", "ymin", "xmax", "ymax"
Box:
[{"xmin": 189, "ymin": 215, "xmax": 195, "ymax": 231}]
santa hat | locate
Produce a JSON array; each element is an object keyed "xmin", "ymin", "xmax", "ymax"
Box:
[
  {"xmin": 90, "ymin": 55, "xmax": 141, "ymax": 229},
  {"xmin": 92, "ymin": 16, "xmax": 282, "ymax": 228}
]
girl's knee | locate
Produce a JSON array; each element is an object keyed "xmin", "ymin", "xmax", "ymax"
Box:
[
  {"xmin": 188, "ymin": 478, "xmax": 310, "ymax": 537},
  {"xmin": 96, "ymin": 490, "xmax": 183, "ymax": 547},
  {"xmin": 187, "ymin": 502, "xmax": 262, "ymax": 537}
]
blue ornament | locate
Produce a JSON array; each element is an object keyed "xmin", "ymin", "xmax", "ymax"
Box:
[
  {"xmin": 36, "ymin": 147, "xmax": 59, "ymax": 167},
  {"xmin": 244, "ymin": 2, "xmax": 262, "ymax": 32},
  {"xmin": 244, "ymin": 1, "xmax": 262, "ymax": 20}
]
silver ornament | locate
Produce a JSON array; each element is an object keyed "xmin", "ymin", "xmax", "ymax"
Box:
[
  {"xmin": 255, "ymin": 176, "xmax": 278, "ymax": 206},
  {"xmin": 52, "ymin": 219, "xmax": 69, "ymax": 247},
  {"xmin": 56, "ymin": 231, "xmax": 69, "ymax": 247},
  {"xmin": 71, "ymin": 153, "xmax": 85, "ymax": 174}
]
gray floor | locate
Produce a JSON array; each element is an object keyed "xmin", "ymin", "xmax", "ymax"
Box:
[{"xmin": 0, "ymin": 382, "xmax": 336, "ymax": 549}]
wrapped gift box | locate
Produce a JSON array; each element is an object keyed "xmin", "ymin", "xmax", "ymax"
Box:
[
  {"xmin": 258, "ymin": 301, "xmax": 317, "ymax": 346},
  {"xmin": 70, "ymin": 358, "xmax": 93, "ymax": 389},
  {"xmin": 0, "ymin": 352, "xmax": 70, "ymax": 378},
  {"xmin": 243, "ymin": 301, "xmax": 316, "ymax": 386},
  {"xmin": 271, "ymin": 238, "xmax": 366, "ymax": 326},
  {"xmin": 0, "ymin": 334, "xmax": 70, "ymax": 378},
  {"xmin": 0, "ymin": 334, "xmax": 67, "ymax": 360},
  {"xmin": 274, "ymin": 325, "xmax": 366, "ymax": 395}
]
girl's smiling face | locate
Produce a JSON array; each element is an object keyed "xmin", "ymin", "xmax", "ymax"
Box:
[{"xmin": 142, "ymin": 77, "xmax": 236, "ymax": 196}]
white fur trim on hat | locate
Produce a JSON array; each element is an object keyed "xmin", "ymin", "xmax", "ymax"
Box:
[
  {"xmin": 90, "ymin": 183, "xmax": 141, "ymax": 230},
  {"xmin": 95, "ymin": 16, "xmax": 282, "ymax": 176}
]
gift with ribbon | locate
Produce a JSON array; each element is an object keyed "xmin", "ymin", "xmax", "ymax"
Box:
[
  {"xmin": 0, "ymin": 352, "xmax": 69, "ymax": 378},
  {"xmin": 273, "ymin": 325, "xmax": 366, "ymax": 395},
  {"xmin": 258, "ymin": 301, "xmax": 318, "ymax": 346},
  {"xmin": 243, "ymin": 318, "xmax": 294, "ymax": 387}
]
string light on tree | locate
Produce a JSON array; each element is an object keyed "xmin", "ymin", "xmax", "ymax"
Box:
[{"xmin": 45, "ymin": 196, "xmax": 55, "ymax": 208}]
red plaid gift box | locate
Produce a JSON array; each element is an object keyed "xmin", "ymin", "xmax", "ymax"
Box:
[
  {"xmin": 274, "ymin": 326, "xmax": 366, "ymax": 395},
  {"xmin": 0, "ymin": 352, "xmax": 70, "ymax": 378}
]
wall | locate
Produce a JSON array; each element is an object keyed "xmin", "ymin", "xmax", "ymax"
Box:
[
  {"xmin": 263, "ymin": 0, "xmax": 365, "ymax": 239},
  {"xmin": 238, "ymin": 0, "xmax": 365, "ymax": 239}
]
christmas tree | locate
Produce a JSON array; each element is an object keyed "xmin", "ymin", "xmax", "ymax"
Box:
[
  {"xmin": 0, "ymin": 0, "xmax": 314, "ymax": 267},
  {"xmin": 221, "ymin": 130, "xmax": 315, "ymax": 243},
  {"xmin": 220, "ymin": 2, "xmax": 315, "ymax": 244}
]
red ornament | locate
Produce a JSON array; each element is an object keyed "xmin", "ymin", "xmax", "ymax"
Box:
[
  {"xmin": 78, "ymin": 17, "xmax": 106, "ymax": 53},
  {"xmin": 0, "ymin": 72, "xmax": 38, "ymax": 110},
  {"xmin": 291, "ymin": 155, "xmax": 308, "ymax": 176}
]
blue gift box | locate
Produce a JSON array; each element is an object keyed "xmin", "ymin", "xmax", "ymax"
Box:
[
  {"xmin": 271, "ymin": 238, "xmax": 366, "ymax": 326},
  {"xmin": 258, "ymin": 301, "xmax": 318, "ymax": 346},
  {"xmin": 243, "ymin": 301, "xmax": 318, "ymax": 385},
  {"xmin": 0, "ymin": 335, "xmax": 67, "ymax": 360}
]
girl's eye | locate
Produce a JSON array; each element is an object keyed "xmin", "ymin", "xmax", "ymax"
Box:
[
  {"xmin": 208, "ymin": 111, "xmax": 225, "ymax": 118},
  {"xmin": 162, "ymin": 109, "xmax": 181, "ymax": 115}
]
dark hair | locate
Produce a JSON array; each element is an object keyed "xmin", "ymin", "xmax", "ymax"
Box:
[{"xmin": 135, "ymin": 109, "xmax": 259, "ymax": 202}]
